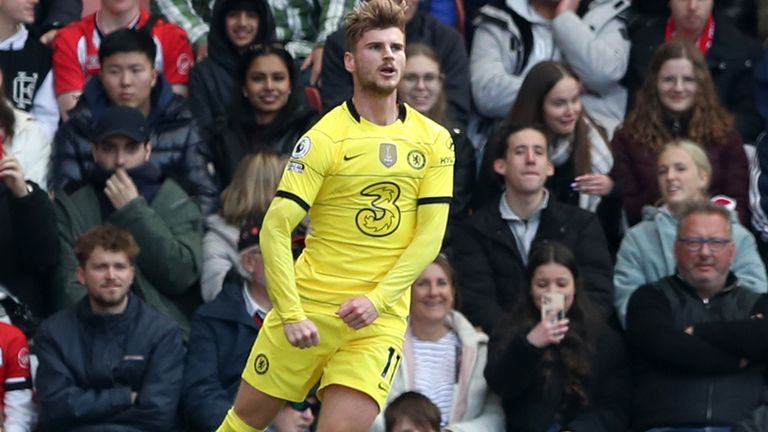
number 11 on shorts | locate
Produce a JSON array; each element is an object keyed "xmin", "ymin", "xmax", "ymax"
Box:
[{"xmin": 380, "ymin": 346, "xmax": 401, "ymax": 384}]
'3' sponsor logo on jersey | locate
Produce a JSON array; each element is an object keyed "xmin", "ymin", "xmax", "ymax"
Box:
[{"xmin": 356, "ymin": 182, "xmax": 401, "ymax": 237}]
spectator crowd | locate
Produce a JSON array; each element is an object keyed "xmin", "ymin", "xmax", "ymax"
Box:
[{"xmin": 3, "ymin": 0, "xmax": 768, "ymax": 430}]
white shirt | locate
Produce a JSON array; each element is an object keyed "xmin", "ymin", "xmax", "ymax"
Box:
[
  {"xmin": 499, "ymin": 190, "xmax": 550, "ymax": 264},
  {"xmin": 413, "ymin": 331, "xmax": 460, "ymax": 427},
  {"xmin": 242, "ymin": 283, "xmax": 269, "ymax": 322}
]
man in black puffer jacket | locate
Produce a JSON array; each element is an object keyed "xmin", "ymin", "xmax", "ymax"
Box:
[
  {"xmin": 627, "ymin": 201, "xmax": 768, "ymax": 432},
  {"xmin": 48, "ymin": 28, "xmax": 218, "ymax": 214}
]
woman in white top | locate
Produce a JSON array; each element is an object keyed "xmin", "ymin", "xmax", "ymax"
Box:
[{"xmin": 370, "ymin": 255, "xmax": 504, "ymax": 432}]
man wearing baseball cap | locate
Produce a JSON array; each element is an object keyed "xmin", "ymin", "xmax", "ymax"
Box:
[
  {"xmin": 182, "ymin": 219, "xmax": 273, "ymax": 430},
  {"xmin": 51, "ymin": 105, "xmax": 203, "ymax": 339}
]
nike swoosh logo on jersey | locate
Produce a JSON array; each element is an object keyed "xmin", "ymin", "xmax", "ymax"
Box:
[{"xmin": 344, "ymin": 153, "xmax": 364, "ymax": 161}]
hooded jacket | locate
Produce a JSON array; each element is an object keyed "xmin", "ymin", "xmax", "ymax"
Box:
[
  {"xmin": 48, "ymin": 75, "xmax": 219, "ymax": 214},
  {"xmin": 614, "ymin": 204, "xmax": 767, "ymax": 327},
  {"xmin": 188, "ymin": 0, "xmax": 276, "ymax": 132},
  {"xmin": 208, "ymin": 93, "xmax": 318, "ymax": 186},
  {"xmin": 470, "ymin": 0, "xmax": 630, "ymax": 130}
]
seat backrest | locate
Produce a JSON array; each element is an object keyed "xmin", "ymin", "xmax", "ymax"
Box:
[{"xmin": 305, "ymin": 86, "xmax": 323, "ymax": 112}]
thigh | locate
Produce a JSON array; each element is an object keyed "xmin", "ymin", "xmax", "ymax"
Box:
[
  {"xmin": 241, "ymin": 311, "xmax": 338, "ymax": 402},
  {"xmin": 316, "ymin": 384, "xmax": 380, "ymax": 432},
  {"xmin": 320, "ymin": 318, "xmax": 406, "ymax": 412}
]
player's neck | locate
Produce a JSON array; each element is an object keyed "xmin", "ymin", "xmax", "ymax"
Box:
[
  {"xmin": 99, "ymin": 7, "xmax": 141, "ymax": 34},
  {"xmin": 0, "ymin": 17, "xmax": 19, "ymax": 42},
  {"xmin": 505, "ymin": 188, "xmax": 546, "ymax": 220},
  {"xmin": 351, "ymin": 91, "xmax": 400, "ymax": 126}
]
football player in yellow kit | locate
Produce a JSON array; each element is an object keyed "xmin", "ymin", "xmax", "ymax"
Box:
[{"xmin": 217, "ymin": 0, "xmax": 454, "ymax": 430}]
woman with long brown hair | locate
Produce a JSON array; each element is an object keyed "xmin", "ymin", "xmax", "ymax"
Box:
[
  {"xmin": 482, "ymin": 61, "xmax": 621, "ymax": 251},
  {"xmin": 612, "ymin": 39, "xmax": 748, "ymax": 226},
  {"xmin": 485, "ymin": 241, "xmax": 630, "ymax": 431},
  {"xmin": 208, "ymin": 43, "xmax": 318, "ymax": 187}
]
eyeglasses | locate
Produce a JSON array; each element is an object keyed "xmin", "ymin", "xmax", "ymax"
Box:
[
  {"xmin": 677, "ymin": 236, "xmax": 732, "ymax": 252},
  {"xmin": 402, "ymin": 73, "xmax": 442, "ymax": 85}
]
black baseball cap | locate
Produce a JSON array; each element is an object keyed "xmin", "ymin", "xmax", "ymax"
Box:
[
  {"xmin": 238, "ymin": 216, "xmax": 265, "ymax": 252},
  {"xmin": 93, "ymin": 106, "xmax": 149, "ymax": 144}
]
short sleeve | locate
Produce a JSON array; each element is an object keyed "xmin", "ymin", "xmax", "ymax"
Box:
[
  {"xmin": 157, "ymin": 23, "xmax": 194, "ymax": 85},
  {"xmin": 276, "ymin": 131, "xmax": 335, "ymax": 210},
  {"xmin": 52, "ymin": 29, "xmax": 85, "ymax": 95},
  {"xmin": 418, "ymin": 128, "xmax": 454, "ymax": 203}
]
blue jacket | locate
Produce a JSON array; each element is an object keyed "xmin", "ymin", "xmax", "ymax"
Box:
[
  {"xmin": 614, "ymin": 204, "xmax": 767, "ymax": 327},
  {"xmin": 35, "ymin": 294, "xmax": 185, "ymax": 431},
  {"xmin": 181, "ymin": 279, "xmax": 260, "ymax": 431},
  {"xmin": 48, "ymin": 75, "xmax": 219, "ymax": 214}
]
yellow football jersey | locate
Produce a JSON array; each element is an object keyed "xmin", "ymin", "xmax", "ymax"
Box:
[{"xmin": 272, "ymin": 100, "xmax": 454, "ymax": 320}]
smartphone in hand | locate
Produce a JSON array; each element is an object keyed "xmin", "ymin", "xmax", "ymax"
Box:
[{"xmin": 541, "ymin": 292, "xmax": 565, "ymax": 323}]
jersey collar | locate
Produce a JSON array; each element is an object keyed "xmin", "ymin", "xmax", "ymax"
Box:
[{"xmin": 345, "ymin": 99, "xmax": 407, "ymax": 124}]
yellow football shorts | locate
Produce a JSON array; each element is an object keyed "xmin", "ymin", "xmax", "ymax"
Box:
[{"xmin": 241, "ymin": 307, "xmax": 406, "ymax": 411}]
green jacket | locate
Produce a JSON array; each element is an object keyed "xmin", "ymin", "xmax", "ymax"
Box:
[{"xmin": 52, "ymin": 179, "xmax": 203, "ymax": 339}]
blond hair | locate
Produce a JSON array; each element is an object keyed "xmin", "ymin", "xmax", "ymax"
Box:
[
  {"xmin": 345, "ymin": 0, "xmax": 406, "ymax": 52},
  {"xmin": 660, "ymin": 139, "xmax": 712, "ymax": 177},
  {"xmin": 219, "ymin": 151, "xmax": 285, "ymax": 226}
]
